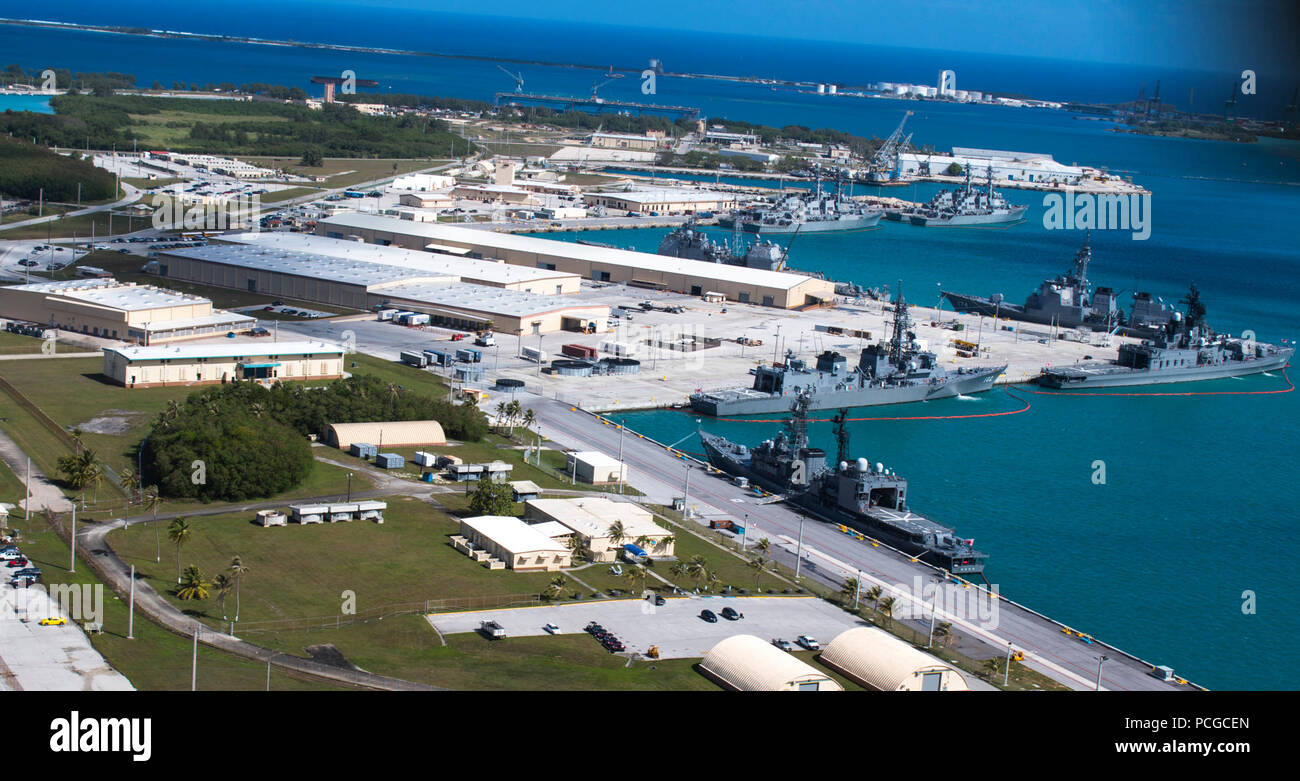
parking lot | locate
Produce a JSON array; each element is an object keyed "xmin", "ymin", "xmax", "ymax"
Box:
[
  {"xmin": 428, "ymin": 595, "xmax": 867, "ymax": 659},
  {"xmin": 0, "ymin": 583, "xmax": 134, "ymax": 691}
]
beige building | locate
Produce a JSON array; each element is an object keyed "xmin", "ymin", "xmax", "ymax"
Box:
[
  {"xmin": 700, "ymin": 635, "xmax": 844, "ymax": 691},
  {"xmin": 102, "ymin": 340, "xmax": 344, "ymax": 388},
  {"xmin": 450, "ymin": 185, "xmax": 536, "ymax": 205},
  {"xmin": 581, "ymin": 189, "xmax": 737, "ymax": 215},
  {"xmin": 819, "ymin": 627, "xmax": 970, "ymax": 691},
  {"xmin": 323, "ymin": 420, "xmax": 447, "ymax": 450},
  {"xmin": 0, "ymin": 279, "xmax": 253, "ymax": 344},
  {"xmin": 587, "ymin": 132, "xmax": 661, "ymax": 151},
  {"xmin": 457, "ymin": 515, "xmax": 572, "ymax": 571},
  {"xmin": 566, "ymin": 451, "xmax": 627, "ymax": 485},
  {"xmin": 317, "ymin": 214, "xmax": 835, "ymax": 309},
  {"xmin": 399, "ymin": 192, "xmax": 453, "ymax": 209},
  {"xmin": 524, "ymin": 497, "xmax": 673, "ymax": 562}
]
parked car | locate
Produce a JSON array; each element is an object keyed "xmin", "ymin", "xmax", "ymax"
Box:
[
  {"xmin": 38, "ymin": 617, "xmax": 66, "ymax": 626},
  {"xmin": 772, "ymin": 638, "xmax": 795, "ymax": 652},
  {"xmin": 699, "ymin": 609, "xmax": 718, "ymax": 623},
  {"xmin": 651, "ymin": 594, "xmax": 666, "ymax": 606},
  {"xmin": 15, "ymin": 567, "xmax": 42, "ymax": 578},
  {"xmin": 5, "ymin": 558, "xmax": 29, "ymax": 568},
  {"xmin": 250, "ymin": 327, "xmax": 271, "ymax": 337},
  {"xmin": 720, "ymin": 606, "xmax": 743, "ymax": 621},
  {"xmin": 0, "ymin": 549, "xmax": 24, "ymax": 560},
  {"xmin": 543, "ymin": 623, "xmax": 561, "ymax": 635},
  {"xmin": 17, "ymin": 259, "xmax": 37, "ymax": 267},
  {"xmin": 796, "ymin": 634, "xmax": 820, "ymax": 651},
  {"xmin": 479, "ymin": 620, "xmax": 506, "ymax": 640}
]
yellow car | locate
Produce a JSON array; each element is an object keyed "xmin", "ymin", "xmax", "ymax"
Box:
[{"xmin": 38, "ymin": 617, "xmax": 66, "ymax": 626}]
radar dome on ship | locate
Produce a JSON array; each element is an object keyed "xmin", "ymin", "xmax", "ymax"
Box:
[
  {"xmin": 856, "ymin": 457, "xmax": 869, "ymax": 472},
  {"xmin": 839, "ymin": 461, "xmax": 849, "ymax": 471},
  {"xmin": 875, "ymin": 462, "xmax": 884, "ymax": 474},
  {"xmin": 1173, "ymin": 312, "xmax": 1183, "ymax": 321}
]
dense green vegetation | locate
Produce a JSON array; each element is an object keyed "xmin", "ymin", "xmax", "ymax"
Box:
[
  {"xmin": 339, "ymin": 92, "xmax": 493, "ymax": 113},
  {"xmin": 142, "ymin": 374, "xmax": 487, "ymax": 500},
  {"xmin": 0, "ymin": 93, "xmax": 467, "ymax": 159},
  {"xmin": 0, "ymin": 135, "xmax": 118, "ymax": 201}
]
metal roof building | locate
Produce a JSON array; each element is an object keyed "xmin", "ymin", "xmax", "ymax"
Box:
[
  {"xmin": 458, "ymin": 515, "xmax": 572, "ymax": 571},
  {"xmin": 102, "ymin": 340, "xmax": 344, "ymax": 388},
  {"xmin": 323, "ymin": 420, "xmax": 447, "ymax": 450},
  {"xmin": 819, "ymin": 627, "xmax": 970, "ymax": 691},
  {"xmin": 317, "ymin": 214, "xmax": 836, "ymax": 309},
  {"xmin": 700, "ymin": 634, "xmax": 843, "ymax": 691},
  {"xmin": 523, "ymin": 497, "xmax": 673, "ymax": 561},
  {"xmin": 0, "ymin": 278, "xmax": 253, "ymax": 344}
]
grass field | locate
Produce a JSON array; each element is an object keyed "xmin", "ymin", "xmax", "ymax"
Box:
[
  {"xmin": 1, "ymin": 204, "xmax": 73, "ymax": 224},
  {"xmin": 127, "ymin": 111, "xmax": 291, "ymax": 147},
  {"xmin": 243, "ymin": 157, "xmax": 445, "ymax": 190},
  {"xmin": 0, "ymin": 210, "xmax": 144, "ymax": 240},
  {"xmin": 106, "ymin": 496, "xmax": 556, "ymax": 628},
  {"xmin": 253, "ymin": 615, "xmax": 722, "ymax": 690},
  {"xmin": 13, "ymin": 515, "xmax": 349, "ymax": 690},
  {"xmin": 0, "ymin": 330, "xmax": 65, "ymax": 354}
]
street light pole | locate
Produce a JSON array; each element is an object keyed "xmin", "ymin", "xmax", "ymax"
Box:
[
  {"xmin": 69, "ymin": 506, "xmax": 76, "ymax": 573},
  {"xmin": 1004, "ymin": 642, "xmax": 1013, "ymax": 686},
  {"xmin": 617, "ymin": 420, "xmax": 626, "ymax": 495},
  {"xmin": 127, "ymin": 564, "xmax": 135, "ymax": 640},
  {"xmin": 346, "ymin": 472, "xmax": 352, "ymax": 502},
  {"xmin": 682, "ymin": 465, "xmax": 691, "ymax": 518},
  {"xmin": 191, "ymin": 625, "xmax": 198, "ymax": 691},
  {"xmin": 1095, "ymin": 654, "xmax": 1109, "ymax": 691},
  {"xmin": 794, "ymin": 514, "xmax": 805, "ymax": 580},
  {"xmin": 853, "ymin": 569, "xmax": 861, "ymax": 610}
]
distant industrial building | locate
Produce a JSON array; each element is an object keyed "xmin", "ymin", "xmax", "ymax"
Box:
[
  {"xmin": 390, "ymin": 173, "xmax": 456, "ymax": 191},
  {"xmin": 318, "ymin": 214, "xmax": 835, "ymax": 309},
  {"xmin": 323, "ymin": 420, "xmax": 447, "ymax": 450},
  {"xmin": 153, "ymin": 237, "xmax": 607, "ymax": 334},
  {"xmin": 897, "ymin": 148, "xmax": 1086, "ymax": 185},
  {"xmin": 581, "ymin": 189, "xmax": 737, "ymax": 215},
  {"xmin": 700, "ymin": 635, "xmax": 844, "ymax": 691},
  {"xmin": 819, "ymin": 627, "xmax": 970, "ymax": 691},
  {"xmin": 399, "ymin": 192, "xmax": 453, "ymax": 209},
  {"xmin": 718, "ymin": 148, "xmax": 781, "ymax": 165},
  {"xmin": 524, "ymin": 497, "xmax": 673, "ymax": 561},
  {"xmin": 450, "ymin": 184, "xmax": 536, "ymax": 205},
  {"xmin": 0, "ymin": 278, "xmax": 253, "ymax": 344},
  {"xmin": 102, "ymin": 340, "xmax": 344, "ymax": 388},
  {"xmin": 587, "ymin": 132, "xmax": 662, "ymax": 151},
  {"xmin": 456, "ymin": 515, "xmax": 572, "ymax": 571}
]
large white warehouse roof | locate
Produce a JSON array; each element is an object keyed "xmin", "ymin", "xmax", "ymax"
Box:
[{"xmin": 700, "ymin": 634, "xmax": 843, "ymax": 691}]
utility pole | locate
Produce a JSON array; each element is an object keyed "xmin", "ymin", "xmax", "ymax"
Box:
[
  {"xmin": 794, "ymin": 514, "xmax": 805, "ymax": 580},
  {"xmin": 69, "ymin": 506, "xmax": 76, "ymax": 573},
  {"xmin": 24, "ymin": 457, "xmax": 29, "ymax": 521},
  {"xmin": 191, "ymin": 626, "xmax": 199, "ymax": 691},
  {"xmin": 682, "ymin": 464, "xmax": 691, "ymax": 518},
  {"xmin": 127, "ymin": 564, "xmax": 135, "ymax": 639},
  {"xmin": 617, "ymin": 419, "xmax": 626, "ymax": 495},
  {"xmin": 928, "ymin": 583, "xmax": 939, "ymax": 647},
  {"xmin": 852, "ymin": 569, "xmax": 861, "ymax": 610},
  {"xmin": 1095, "ymin": 654, "xmax": 1109, "ymax": 691},
  {"xmin": 1004, "ymin": 642, "xmax": 1014, "ymax": 686}
]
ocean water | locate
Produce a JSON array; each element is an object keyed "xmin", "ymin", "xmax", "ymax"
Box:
[{"xmin": 0, "ymin": 11, "xmax": 1297, "ymax": 688}]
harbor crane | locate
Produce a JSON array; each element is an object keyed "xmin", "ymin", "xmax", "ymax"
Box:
[
  {"xmin": 862, "ymin": 110, "xmax": 913, "ymax": 182},
  {"xmin": 1146, "ymin": 80, "xmax": 1161, "ymax": 118},
  {"xmin": 590, "ymin": 76, "xmax": 618, "ymax": 101},
  {"xmin": 497, "ymin": 65, "xmax": 525, "ymax": 93}
]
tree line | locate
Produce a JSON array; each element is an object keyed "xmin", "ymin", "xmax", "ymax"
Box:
[{"xmin": 0, "ymin": 136, "xmax": 117, "ymax": 201}]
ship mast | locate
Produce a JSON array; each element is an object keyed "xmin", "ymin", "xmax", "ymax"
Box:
[
  {"xmin": 887, "ymin": 282, "xmax": 914, "ymax": 369},
  {"xmin": 1074, "ymin": 230, "xmax": 1092, "ymax": 304},
  {"xmin": 832, "ymin": 408, "xmax": 850, "ymax": 466},
  {"xmin": 786, "ymin": 388, "xmax": 813, "ymax": 452}
]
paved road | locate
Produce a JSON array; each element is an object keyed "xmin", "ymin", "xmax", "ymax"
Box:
[{"xmin": 524, "ymin": 393, "xmax": 1188, "ymax": 692}]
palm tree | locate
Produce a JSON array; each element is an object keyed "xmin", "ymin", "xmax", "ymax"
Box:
[
  {"xmin": 229, "ymin": 556, "xmax": 249, "ymax": 621},
  {"xmin": 506, "ymin": 399, "xmax": 522, "ymax": 437},
  {"xmin": 877, "ymin": 596, "xmax": 896, "ymax": 627},
  {"xmin": 748, "ymin": 556, "xmax": 770, "ymax": 590},
  {"xmin": 933, "ymin": 622, "xmax": 954, "ymax": 648},
  {"xmin": 685, "ymin": 554, "xmax": 711, "ymax": 590},
  {"xmin": 167, "ymin": 517, "xmax": 192, "ymax": 583},
  {"xmin": 212, "ymin": 573, "xmax": 233, "ymax": 619},
  {"xmin": 176, "ymin": 565, "xmax": 209, "ymax": 600},
  {"xmin": 521, "ymin": 408, "xmax": 537, "ymax": 436},
  {"xmin": 70, "ymin": 427, "xmax": 85, "ymax": 453},
  {"xmin": 606, "ymin": 521, "xmax": 627, "ymax": 550},
  {"xmin": 982, "ymin": 657, "xmax": 1003, "ymax": 680},
  {"xmin": 119, "ymin": 466, "xmax": 139, "ymax": 504},
  {"xmin": 544, "ymin": 573, "xmax": 567, "ymax": 600},
  {"xmin": 865, "ymin": 585, "xmax": 882, "ymax": 612},
  {"xmin": 840, "ymin": 577, "xmax": 861, "ymax": 606},
  {"xmin": 755, "ymin": 537, "xmax": 771, "ymax": 557},
  {"xmin": 493, "ymin": 401, "xmax": 507, "ymax": 432},
  {"xmin": 565, "ymin": 534, "xmax": 585, "ymax": 562},
  {"xmin": 632, "ymin": 534, "xmax": 652, "ymax": 554},
  {"xmin": 653, "ymin": 534, "xmax": 675, "ymax": 555},
  {"xmin": 669, "ymin": 560, "xmax": 688, "ymax": 582},
  {"xmin": 622, "ymin": 566, "xmax": 644, "ymax": 595}
]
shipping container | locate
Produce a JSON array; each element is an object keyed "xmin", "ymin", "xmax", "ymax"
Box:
[
  {"xmin": 521, "ymin": 346, "xmax": 547, "ymax": 363},
  {"xmin": 454, "ymin": 347, "xmax": 482, "ymax": 363},
  {"xmin": 399, "ymin": 350, "xmax": 428, "ymax": 368},
  {"xmin": 562, "ymin": 344, "xmax": 599, "ymax": 359}
]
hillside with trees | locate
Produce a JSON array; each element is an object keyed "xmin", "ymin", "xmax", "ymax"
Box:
[{"xmin": 0, "ymin": 136, "xmax": 118, "ymax": 201}]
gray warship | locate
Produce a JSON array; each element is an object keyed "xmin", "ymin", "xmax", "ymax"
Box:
[
  {"xmin": 1037, "ymin": 284, "xmax": 1294, "ymax": 388},
  {"xmin": 699, "ymin": 393, "xmax": 988, "ymax": 575},
  {"xmin": 940, "ymin": 232, "xmax": 1176, "ymax": 336},
  {"xmin": 689, "ymin": 288, "xmax": 1006, "ymax": 416},
  {"xmin": 886, "ymin": 166, "xmax": 1027, "ymax": 226},
  {"xmin": 656, "ymin": 220, "xmax": 786, "ymax": 271},
  {"xmin": 717, "ymin": 172, "xmax": 883, "ymax": 234}
]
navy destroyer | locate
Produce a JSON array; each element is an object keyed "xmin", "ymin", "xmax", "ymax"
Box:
[
  {"xmin": 1037, "ymin": 284, "xmax": 1293, "ymax": 388},
  {"xmin": 717, "ymin": 172, "xmax": 883, "ymax": 234},
  {"xmin": 940, "ymin": 233, "xmax": 1176, "ymax": 336},
  {"xmin": 689, "ymin": 288, "xmax": 1006, "ymax": 415},
  {"xmin": 886, "ymin": 166, "xmax": 1027, "ymax": 226},
  {"xmin": 656, "ymin": 220, "xmax": 786, "ymax": 271},
  {"xmin": 700, "ymin": 393, "xmax": 988, "ymax": 575}
]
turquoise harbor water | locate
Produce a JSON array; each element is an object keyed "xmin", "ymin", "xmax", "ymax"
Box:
[{"xmin": 1, "ymin": 13, "xmax": 1298, "ymax": 688}]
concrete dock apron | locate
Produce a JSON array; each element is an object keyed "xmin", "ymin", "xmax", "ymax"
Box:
[{"xmin": 525, "ymin": 392, "xmax": 1186, "ymax": 691}]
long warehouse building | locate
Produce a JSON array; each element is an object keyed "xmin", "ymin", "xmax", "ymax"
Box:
[
  {"xmin": 152, "ymin": 244, "xmax": 609, "ymax": 334},
  {"xmin": 317, "ymin": 213, "xmax": 836, "ymax": 309}
]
